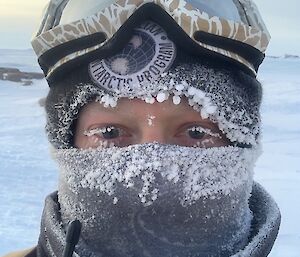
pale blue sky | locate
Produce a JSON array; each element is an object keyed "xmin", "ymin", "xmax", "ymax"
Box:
[
  {"xmin": 0, "ymin": 0, "xmax": 299, "ymax": 56},
  {"xmin": 255, "ymin": 0, "xmax": 300, "ymax": 56}
]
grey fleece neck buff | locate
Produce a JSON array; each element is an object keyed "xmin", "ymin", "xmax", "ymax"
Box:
[
  {"xmin": 52, "ymin": 143, "xmax": 260, "ymax": 257},
  {"xmin": 37, "ymin": 183, "xmax": 281, "ymax": 257}
]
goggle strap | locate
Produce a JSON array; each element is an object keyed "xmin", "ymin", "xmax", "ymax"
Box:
[
  {"xmin": 193, "ymin": 31, "xmax": 264, "ymax": 72},
  {"xmin": 39, "ymin": 32, "xmax": 107, "ymax": 75}
]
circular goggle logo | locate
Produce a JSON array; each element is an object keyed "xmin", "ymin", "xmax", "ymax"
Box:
[{"xmin": 89, "ymin": 21, "xmax": 176, "ymax": 92}]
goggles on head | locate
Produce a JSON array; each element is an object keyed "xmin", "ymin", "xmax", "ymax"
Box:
[{"xmin": 32, "ymin": 0, "xmax": 270, "ymax": 83}]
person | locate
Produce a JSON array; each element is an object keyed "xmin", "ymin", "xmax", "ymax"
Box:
[{"xmin": 4, "ymin": 0, "xmax": 281, "ymax": 256}]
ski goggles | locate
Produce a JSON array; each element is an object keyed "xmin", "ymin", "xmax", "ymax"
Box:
[{"xmin": 31, "ymin": 0, "xmax": 270, "ymax": 83}]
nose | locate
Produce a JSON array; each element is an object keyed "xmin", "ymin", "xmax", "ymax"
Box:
[{"xmin": 139, "ymin": 128, "xmax": 168, "ymax": 144}]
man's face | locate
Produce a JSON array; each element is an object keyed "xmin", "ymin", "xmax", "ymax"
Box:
[
  {"xmin": 57, "ymin": 96, "xmax": 255, "ymax": 257},
  {"xmin": 74, "ymin": 97, "xmax": 230, "ymax": 149}
]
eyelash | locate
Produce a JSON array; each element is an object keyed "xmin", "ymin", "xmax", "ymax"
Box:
[
  {"xmin": 83, "ymin": 124, "xmax": 223, "ymax": 148},
  {"xmin": 186, "ymin": 126, "xmax": 221, "ymax": 138},
  {"xmin": 84, "ymin": 126, "xmax": 118, "ymax": 137},
  {"xmin": 83, "ymin": 125, "xmax": 126, "ymax": 148}
]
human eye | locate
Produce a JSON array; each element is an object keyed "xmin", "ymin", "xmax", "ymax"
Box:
[
  {"xmin": 176, "ymin": 124, "xmax": 228, "ymax": 148},
  {"xmin": 187, "ymin": 126, "xmax": 206, "ymax": 140},
  {"xmin": 83, "ymin": 125, "xmax": 130, "ymax": 148},
  {"xmin": 187, "ymin": 126, "xmax": 221, "ymax": 140},
  {"xmin": 85, "ymin": 126, "xmax": 121, "ymax": 139}
]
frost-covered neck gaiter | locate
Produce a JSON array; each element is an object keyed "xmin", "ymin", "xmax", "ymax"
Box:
[{"xmin": 53, "ymin": 143, "xmax": 259, "ymax": 257}]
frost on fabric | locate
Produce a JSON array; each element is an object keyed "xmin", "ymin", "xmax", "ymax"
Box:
[
  {"xmin": 54, "ymin": 144, "xmax": 258, "ymax": 206},
  {"xmin": 46, "ymin": 84, "xmax": 107, "ymax": 149},
  {"xmin": 39, "ymin": 183, "xmax": 280, "ymax": 257},
  {"xmin": 46, "ymin": 61, "xmax": 261, "ymax": 149},
  {"xmin": 231, "ymin": 183, "xmax": 281, "ymax": 257},
  {"xmin": 53, "ymin": 144, "xmax": 259, "ymax": 256}
]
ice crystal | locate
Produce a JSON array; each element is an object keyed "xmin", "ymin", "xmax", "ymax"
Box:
[{"xmin": 54, "ymin": 144, "xmax": 259, "ymax": 206}]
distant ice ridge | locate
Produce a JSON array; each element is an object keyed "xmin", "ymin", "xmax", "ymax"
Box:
[
  {"xmin": 266, "ymin": 54, "xmax": 300, "ymax": 59},
  {"xmin": 0, "ymin": 49, "xmax": 42, "ymax": 73}
]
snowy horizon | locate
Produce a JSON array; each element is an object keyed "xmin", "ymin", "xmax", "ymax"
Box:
[
  {"xmin": 1, "ymin": 48, "xmax": 300, "ymax": 58},
  {"xmin": 0, "ymin": 49, "xmax": 299, "ymax": 256}
]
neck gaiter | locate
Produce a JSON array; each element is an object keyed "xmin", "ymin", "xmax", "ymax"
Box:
[{"xmin": 53, "ymin": 143, "xmax": 259, "ymax": 257}]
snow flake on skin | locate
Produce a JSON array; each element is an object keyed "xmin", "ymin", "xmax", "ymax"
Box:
[{"xmin": 147, "ymin": 114, "xmax": 156, "ymax": 127}]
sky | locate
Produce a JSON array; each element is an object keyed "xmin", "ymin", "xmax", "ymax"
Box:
[{"xmin": 0, "ymin": 0, "xmax": 299, "ymax": 56}]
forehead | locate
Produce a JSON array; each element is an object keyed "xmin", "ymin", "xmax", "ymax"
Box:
[
  {"xmin": 77, "ymin": 97, "xmax": 222, "ymax": 132},
  {"xmin": 80, "ymin": 97, "xmax": 200, "ymax": 117}
]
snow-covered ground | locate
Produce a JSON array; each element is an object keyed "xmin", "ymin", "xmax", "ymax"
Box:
[
  {"xmin": 255, "ymin": 57, "xmax": 300, "ymax": 256},
  {"xmin": 0, "ymin": 50, "xmax": 299, "ymax": 256}
]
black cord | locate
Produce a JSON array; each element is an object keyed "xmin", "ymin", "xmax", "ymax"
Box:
[{"xmin": 63, "ymin": 220, "xmax": 82, "ymax": 257}]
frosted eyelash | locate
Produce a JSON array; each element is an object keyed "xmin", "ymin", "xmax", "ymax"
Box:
[
  {"xmin": 189, "ymin": 126, "xmax": 221, "ymax": 139},
  {"xmin": 84, "ymin": 126, "xmax": 115, "ymax": 137}
]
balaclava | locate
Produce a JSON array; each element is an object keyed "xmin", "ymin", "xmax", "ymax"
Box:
[{"xmin": 43, "ymin": 21, "xmax": 263, "ymax": 257}]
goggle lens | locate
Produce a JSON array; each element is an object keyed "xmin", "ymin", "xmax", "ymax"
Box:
[
  {"xmin": 185, "ymin": 0, "xmax": 248, "ymax": 24},
  {"xmin": 60, "ymin": 0, "xmax": 116, "ymax": 25}
]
